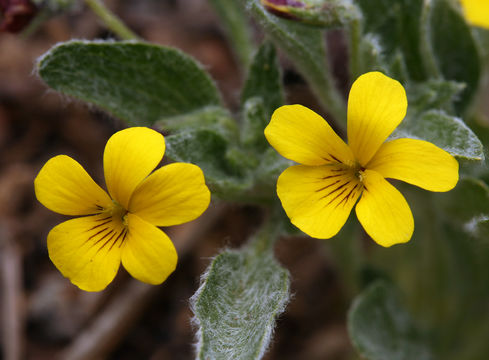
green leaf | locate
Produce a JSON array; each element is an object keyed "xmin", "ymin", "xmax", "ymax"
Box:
[
  {"xmin": 406, "ymin": 80, "xmax": 465, "ymax": 115},
  {"xmin": 191, "ymin": 235, "xmax": 290, "ymax": 360},
  {"xmin": 240, "ymin": 97, "xmax": 270, "ymax": 152},
  {"xmin": 240, "ymin": 42, "xmax": 284, "ymax": 162},
  {"xmin": 357, "ymin": 0, "xmax": 426, "ymax": 80},
  {"xmin": 357, "ymin": 33, "xmax": 387, "ymax": 73},
  {"xmin": 156, "ymin": 106, "xmax": 238, "ymax": 139},
  {"xmin": 473, "ymin": 27, "xmax": 489, "ymax": 63},
  {"xmin": 436, "ymin": 177, "xmax": 489, "ymax": 225},
  {"xmin": 208, "ymin": 0, "xmax": 254, "ymax": 68},
  {"xmin": 252, "ymin": 147, "xmax": 292, "ymax": 201},
  {"xmin": 247, "ymin": 0, "xmax": 346, "ymax": 123},
  {"xmin": 469, "ymin": 219, "xmax": 489, "ymax": 243},
  {"xmin": 37, "ymin": 40, "xmax": 221, "ymax": 126},
  {"xmin": 394, "ymin": 110, "xmax": 484, "ymax": 161},
  {"xmin": 348, "ymin": 281, "xmax": 434, "ymax": 360},
  {"xmin": 241, "ymin": 42, "xmax": 284, "ymax": 119},
  {"xmin": 165, "ymin": 129, "xmax": 251, "ymax": 200},
  {"xmin": 225, "ymin": 146, "xmax": 261, "ymax": 175},
  {"xmin": 428, "ymin": 0, "xmax": 481, "ymax": 112}
]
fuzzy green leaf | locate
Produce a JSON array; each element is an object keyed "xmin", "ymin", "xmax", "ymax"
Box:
[
  {"xmin": 191, "ymin": 241, "xmax": 290, "ymax": 360},
  {"xmin": 437, "ymin": 177, "xmax": 489, "ymax": 225},
  {"xmin": 348, "ymin": 281, "xmax": 434, "ymax": 360},
  {"xmin": 356, "ymin": 33, "xmax": 389, "ymax": 74},
  {"xmin": 406, "ymin": 80, "xmax": 465, "ymax": 115},
  {"xmin": 208, "ymin": 0, "xmax": 254, "ymax": 68},
  {"xmin": 157, "ymin": 106, "xmax": 238, "ymax": 139},
  {"xmin": 241, "ymin": 98, "xmax": 270, "ymax": 152},
  {"xmin": 470, "ymin": 220, "xmax": 489, "ymax": 243},
  {"xmin": 394, "ymin": 110, "xmax": 484, "ymax": 161},
  {"xmin": 252, "ymin": 147, "xmax": 292, "ymax": 202},
  {"xmin": 357, "ymin": 0, "xmax": 426, "ymax": 80},
  {"xmin": 165, "ymin": 129, "xmax": 251, "ymax": 200},
  {"xmin": 37, "ymin": 40, "xmax": 221, "ymax": 126},
  {"xmin": 473, "ymin": 27, "xmax": 489, "ymax": 62},
  {"xmin": 247, "ymin": 0, "xmax": 346, "ymax": 123},
  {"xmin": 241, "ymin": 42, "xmax": 284, "ymax": 119},
  {"xmin": 428, "ymin": 0, "xmax": 481, "ymax": 112}
]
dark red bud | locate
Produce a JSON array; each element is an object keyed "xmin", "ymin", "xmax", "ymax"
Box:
[
  {"xmin": 261, "ymin": 0, "xmax": 306, "ymax": 21},
  {"xmin": 0, "ymin": 0, "xmax": 37, "ymax": 33},
  {"xmin": 263, "ymin": 0, "xmax": 305, "ymax": 7}
]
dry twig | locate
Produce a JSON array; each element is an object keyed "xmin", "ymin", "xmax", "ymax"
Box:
[{"xmin": 0, "ymin": 223, "xmax": 24, "ymax": 360}]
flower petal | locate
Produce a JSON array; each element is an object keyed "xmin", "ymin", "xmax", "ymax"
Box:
[
  {"xmin": 35, "ymin": 155, "xmax": 112, "ymax": 216},
  {"xmin": 104, "ymin": 127, "xmax": 165, "ymax": 209},
  {"xmin": 355, "ymin": 170, "xmax": 414, "ymax": 247},
  {"xmin": 47, "ymin": 214, "xmax": 125, "ymax": 291},
  {"xmin": 121, "ymin": 214, "xmax": 177, "ymax": 285},
  {"xmin": 367, "ymin": 138, "xmax": 459, "ymax": 192},
  {"xmin": 277, "ymin": 164, "xmax": 361, "ymax": 239},
  {"xmin": 347, "ymin": 72, "xmax": 407, "ymax": 165},
  {"xmin": 460, "ymin": 0, "xmax": 489, "ymax": 29},
  {"xmin": 129, "ymin": 163, "xmax": 210, "ymax": 226},
  {"xmin": 265, "ymin": 105, "xmax": 355, "ymax": 166}
]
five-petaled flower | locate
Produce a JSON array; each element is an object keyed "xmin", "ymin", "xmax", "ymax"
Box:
[
  {"xmin": 460, "ymin": 0, "xmax": 489, "ymax": 29},
  {"xmin": 35, "ymin": 127, "xmax": 210, "ymax": 291},
  {"xmin": 265, "ymin": 72, "xmax": 459, "ymax": 247}
]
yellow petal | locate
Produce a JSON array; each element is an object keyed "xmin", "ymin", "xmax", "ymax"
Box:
[
  {"xmin": 104, "ymin": 127, "xmax": 165, "ymax": 209},
  {"xmin": 35, "ymin": 155, "xmax": 113, "ymax": 216},
  {"xmin": 121, "ymin": 214, "xmax": 177, "ymax": 285},
  {"xmin": 367, "ymin": 138, "xmax": 459, "ymax": 192},
  {"xmin": 355, "ymin": 170, "xmax": 414, "ymax": 247},
  {"xmin": 460, "ymin": 0, "xmax": 489, "ymax": 29},
  {"xmin": 265, "ymin": 105, "xmax": 355, "ymax": 166},
  {"xmin": 129, "ymin": 163, "xmax": 210, "ymax": 226},
  {"xmin": 277, "ymin": 164, "xmax": 361, "ymax": 238},
  {"xmin": 47, "ymin": 214, "xmax": 125, "ymax": 291},
  {"xmin": 347, "ymin": 72, "xmax": 407, "ymax": 165}
]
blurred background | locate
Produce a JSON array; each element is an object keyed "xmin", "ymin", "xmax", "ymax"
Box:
[{"xmin": 0, "ymin": 1, "xmax": 355, "ymax": 359}]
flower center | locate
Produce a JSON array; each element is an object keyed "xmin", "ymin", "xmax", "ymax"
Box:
[
  {"xmin": 353, "ymin": 164, "xmax": 366, "ymax": 183},
  {"xmin": 109, "ymin": 201, "xmax": 129, "ymax": 226}
]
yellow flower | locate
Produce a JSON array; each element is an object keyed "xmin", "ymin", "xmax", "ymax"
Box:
[
  {"xmin": 460, "ymin": 0, "xmax": 489, "ymax": 29},
  {"xmin": 265, "ymin": 72, "xmax": 459, "ymax": 247},
  {"xmin": 35, "ymin": 127, "xmax": 211, "ymax": 291}
]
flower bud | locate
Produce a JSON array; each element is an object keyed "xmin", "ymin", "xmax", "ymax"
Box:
[
  {"xmin": 0, "ymin": 0, "xmax": 37, "ymax": 33},
  {"xmin": 260, "ymin": 0, "xmax": 359, "ymax": 28}
]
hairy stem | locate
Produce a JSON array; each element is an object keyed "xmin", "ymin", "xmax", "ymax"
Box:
[
  {"xmin": 84, "ymin": 0, "xmax": 140, "ymax": 41},
  {"xmin": 348, "ymin": 17, "xmax": 362, "ymax": 81},
  {"xmin": 250, "ymin": 208, "xmax": 283, "ymax": 255}
]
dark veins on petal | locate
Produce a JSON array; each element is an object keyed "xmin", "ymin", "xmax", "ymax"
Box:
[
  {"xmin": 336, "ymin": 183, "xmax": 360, "ymax": 209},
  {"xmin": 315, "ymin": 167, "xmax": 363, "ymax": 209},
  {"xmin": 320, "ymin": 180, "xmax": 350, "ymax": 201},
  {"xmin": 83, "ymin": 216, "xmax": 129, "ymax": 254}
]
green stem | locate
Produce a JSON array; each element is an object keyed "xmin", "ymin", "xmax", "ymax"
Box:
[
  {"xmin": 250, "ymin": 207, "xmax": 282, "ymax": 255},
  {"xmin": 84, "ymin": 0, "xmax": 140, "ymax": 41},
  {"xmin": 207, "ymin": 0, "xmax": 254, "ymax": 70},
  {"xmin": 309, "ymin": 66, "xmax": 348, "ymax": 127},
  {"xmin": 348, "ymin": 17, "xmax": 362, "ymax": 81},
  {"xmin": 419, "ymin": 0, "xmax": 441, "ymax": 78},
  {"xmin": 327, "ymin": 219, "xmax": 363, "ymax": 300},
  {"xmin": 21, "ymin": 8, "xmax": 51, "ymax": 39}
]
